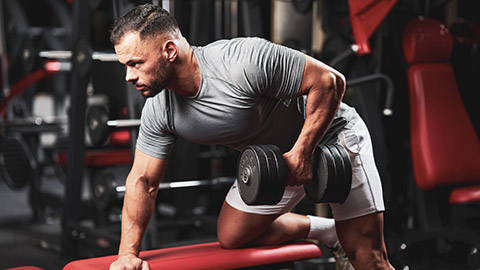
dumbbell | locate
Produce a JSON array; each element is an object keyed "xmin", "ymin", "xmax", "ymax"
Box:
[
  {"xmin": 86, "ymin": 105, "xmax": 141, "ymax": 146},
  {"xmin": 237, "ymin": 143, "xmax": 352, "ymax": 205}
]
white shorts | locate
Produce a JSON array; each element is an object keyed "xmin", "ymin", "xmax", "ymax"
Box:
[{"xmin": 225, "ymin": 116, "xmax": 385, "ymax": 221}]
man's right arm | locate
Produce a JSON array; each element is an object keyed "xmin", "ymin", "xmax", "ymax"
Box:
[{"xmin": 110, "ymin": 148, "xmax": 168, "ymax": 270}]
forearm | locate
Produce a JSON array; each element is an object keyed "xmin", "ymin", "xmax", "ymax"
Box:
[
  {"xmin": 293, "ymin": 68, "xmax": 345, "ymax": 159},
  {"xmin": 118, "ymin": 175, "xmax": 159, "ymax": 257}
]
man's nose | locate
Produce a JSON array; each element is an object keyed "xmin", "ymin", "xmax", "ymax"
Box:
[{"xmin": 125, "ymin": 67, "xmax": 138, "ymax": 82}]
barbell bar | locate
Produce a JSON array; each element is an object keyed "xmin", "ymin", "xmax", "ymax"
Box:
[
  {"xmin": 39, "ymin": 50, "xmax": 118, "ymax": 62},
  {"xmin": 92, "ymin": 170, "xmax": 235, "ymax": 210}
]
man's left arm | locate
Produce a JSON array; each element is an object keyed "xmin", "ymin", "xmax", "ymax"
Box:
[{"xmin": 283, "ymin": 55, "xmax": 346, "ymax": 186}]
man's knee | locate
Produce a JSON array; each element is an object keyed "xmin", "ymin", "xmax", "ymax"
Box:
[{"xmin": 217, "ymin": 229, "xmax": 242, "ymax": 249}]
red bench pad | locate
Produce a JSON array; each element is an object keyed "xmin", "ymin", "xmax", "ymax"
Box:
[{"xmin": 63, "ymin": 241, "xmax": 322, "ymax": 270}]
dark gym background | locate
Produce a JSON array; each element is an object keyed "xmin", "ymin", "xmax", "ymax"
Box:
[{"xmin": 1, "ymin": 0, "xmax": 479, "ymax": 269}]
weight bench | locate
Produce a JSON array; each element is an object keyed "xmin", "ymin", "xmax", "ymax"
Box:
[{"xmin": 63, "ymin": 241, "xmax": 322, "ymax": 270}]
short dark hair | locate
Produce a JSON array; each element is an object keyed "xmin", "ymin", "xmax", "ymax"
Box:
[{"xmin": 110, "ymin": 3, "xmax": 180, "ymax": 45}]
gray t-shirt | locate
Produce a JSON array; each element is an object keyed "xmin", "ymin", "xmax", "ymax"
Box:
[{"xmin": 136, "ymin": 37, "xmax": 356, "ymax": 159}]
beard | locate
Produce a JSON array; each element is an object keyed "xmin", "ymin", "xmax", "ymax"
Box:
[{"xmin": 139, "ymin": 59, "xmax": 174, "ymax": 98}]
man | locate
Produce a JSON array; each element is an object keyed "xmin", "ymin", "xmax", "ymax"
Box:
[{"xmin": 109, "ymin": 3, "xmax": 394, "ymax": 270}]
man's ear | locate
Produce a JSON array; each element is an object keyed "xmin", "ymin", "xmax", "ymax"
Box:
[{"xmin": 163, "ymin": 40, "xmax": 178, "ymax": 62}]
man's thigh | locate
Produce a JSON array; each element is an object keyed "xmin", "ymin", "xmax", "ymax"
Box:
[{"xmin": 217, "ymin": 202, "xmax": 280, "ymax": 248}]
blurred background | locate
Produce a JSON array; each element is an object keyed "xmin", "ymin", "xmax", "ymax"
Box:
[{"xmin": 1, "ymin": 0, "xmax": 479, "ymax": 269}]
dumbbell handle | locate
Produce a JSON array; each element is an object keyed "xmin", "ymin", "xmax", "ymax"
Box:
[{"xmin": 106, "ymin": 119, "xmax": 141, "ymax": 128}]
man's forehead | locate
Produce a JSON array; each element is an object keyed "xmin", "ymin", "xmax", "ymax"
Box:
[
  {"xmin": 114, "ymin": 32, "xmax": 142, "ymax": 63},
  {"xmin": 117, "ymin": 32, "xmax": 141, "ymax": 48}
]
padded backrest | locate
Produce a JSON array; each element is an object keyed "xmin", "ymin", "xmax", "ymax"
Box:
[{"xmin": 403, "ymin": 17, "xmax": 480, "ymax": 190}]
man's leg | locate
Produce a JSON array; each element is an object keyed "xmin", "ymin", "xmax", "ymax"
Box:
[
  {"xmin": 336, "ymin": 212, "xmax": 394, "ymax": 270},
  {"xmin": 217, "ymin": 182, "xmax": 339, "ymax": 249},
  {"xmin": 217, "ymin": 202, "xmax": 309, "ymax": 248}
]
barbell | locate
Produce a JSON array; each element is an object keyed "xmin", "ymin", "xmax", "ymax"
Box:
[
  {"xmin": 86, "ymin": 105, "xmax": 140, "ymax": 146},
  {"xmin": 91, "ymin": 168, "xmax": 235, "ymax": 210}
]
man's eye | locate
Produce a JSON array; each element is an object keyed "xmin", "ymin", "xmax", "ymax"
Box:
[{"xmin": 127, "ymin": 62, "xmax": 141, "ymax": 68}]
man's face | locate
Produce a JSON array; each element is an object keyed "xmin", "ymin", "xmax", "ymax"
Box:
[{"xmin": 115, "ymin": 32, "xmax": 174, "ymax": 98}]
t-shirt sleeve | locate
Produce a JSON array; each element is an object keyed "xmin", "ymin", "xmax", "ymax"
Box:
[
  {"xmin": 236, "ymin": 38, "xmax": 306, "ymax": 99},
  {"xmin": 135, "ymin": 96, "xmax": 177, "ymax": 159}
]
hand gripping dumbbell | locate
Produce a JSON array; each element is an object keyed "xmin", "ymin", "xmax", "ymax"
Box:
[{"xmin": 237, "ymin": 118, "xmax": 352, "ymax": 205}]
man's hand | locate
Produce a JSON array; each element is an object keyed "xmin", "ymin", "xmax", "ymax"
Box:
[
  {"xmin": 109, "ymin": 254, "xmax": 150, "ymax": 270},
  {"xmin": 283, "ymin": 150, "xmax": 313, "ymax": 187}
]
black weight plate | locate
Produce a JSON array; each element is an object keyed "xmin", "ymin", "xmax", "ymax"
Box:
[
  {"xmin": 263, "ymin": 145, "xmax": 286, "ymax": 204},
  {"xmin": 257, "ymin": 145, "xmax": 285, "ymax": 205},
  {"xmin": 73, "ymin": 38, "xmax": 93, "ymax": 77},
  {"xmin": 304, "ymin": 144, "xmax": 330, "ymax": 202},
  {"xmin": 332, "ymin": 144, "xmax": 352, "ymax": 203},
  {"xmin": 267, "ymin": 145, "xmax": 287, "ymax": 188},
  {"xmin": 92, "ymin": 170, "xmax": 118, "ymax": 210},
  {"xmin": 86, "ymin": 105, "xmax": 110, "ymax": 146},
  {"xmin": 252, "ymin": 145, "xmax": 274, "ymax": 205},
  {"xmin": 324, "ymin": 144, "xmax": 346, "ymax": 203},
  {"xmin": 258, "ymin": 146, "xmax": 276, "ymax": 204},
  {"xmin": 21, "ymin": 37, "xmax": 36, "ymax": 73},
  {"xmin": 319, "ymin": 144, "xmax": 339, "ymax": 203},
  {"xmin": 0, "ymin": 135, "xmax": 36, "ymax": 190},
  {"xmin": 237, "ymin": 146, "xmax": 268, "ymax": 205}
]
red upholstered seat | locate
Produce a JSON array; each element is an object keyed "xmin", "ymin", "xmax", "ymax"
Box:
[
  {"xmin": 403, "ymin": 17, "xmax": 480, "ymax": 203},
  {"xmin": 63, "ymin": 241, "xmax": 322, "ymax": 270}
]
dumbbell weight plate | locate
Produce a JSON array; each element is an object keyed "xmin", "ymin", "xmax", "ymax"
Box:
[
  {"xmin": 237, "ymin": 145, "xmax": 285, "ymax": 205},
  {"xmin": 263, "ymin": 145, "xmax": 287, "ymax": 204},
  {"xmin": 304, "ymin": 144, "xmax": 332, "ymax": 203},
  {"xmin": 237, "ymin": 146, "xmax": 266, "ymax": 205},
  {"xmin": 331, "ymin": 144, "xmax": 352, "ymax": 203},
  {"xmin": 256, "ymin": 146, "xmax": 277, "ymax": 205},
  {"xmin": 318, "ymin": 144, "xmax": 341, "ymax": 203}
]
